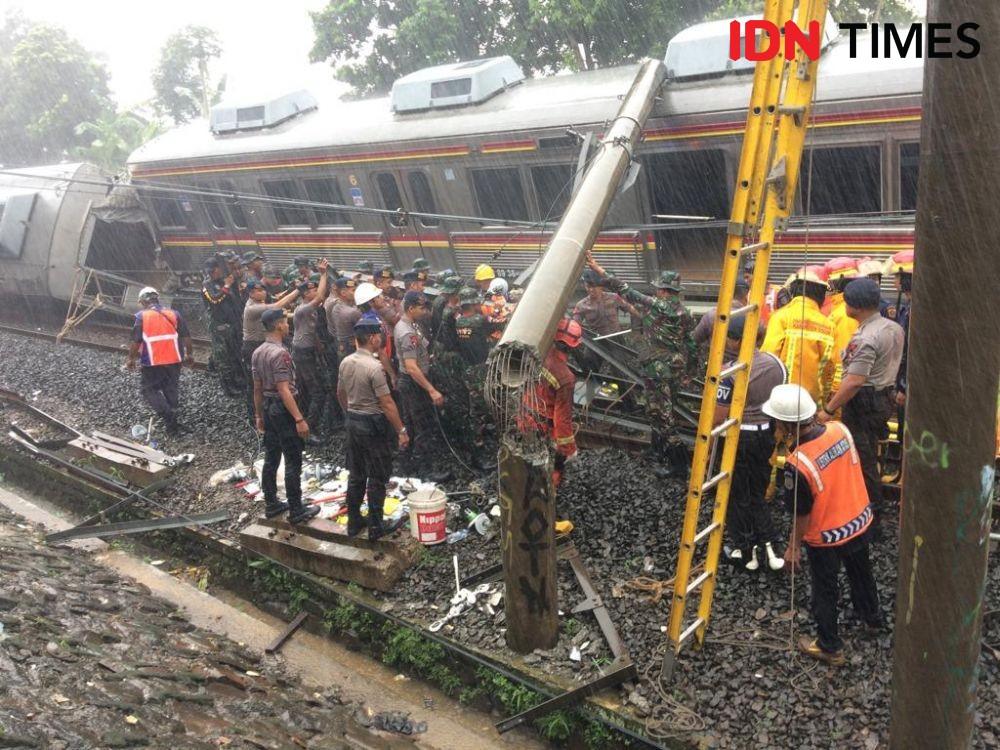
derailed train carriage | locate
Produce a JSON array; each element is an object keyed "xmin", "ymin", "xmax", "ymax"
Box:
[
  {"xmin": 0, "ymin": 17, "xmax": 922, "ymax": 319},
  {"xmin": 125, "ymin": 18, "xmax": 922, "ymax": 299}
]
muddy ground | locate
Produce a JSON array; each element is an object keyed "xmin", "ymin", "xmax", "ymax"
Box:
[{"xmin": 0, "ymin": 330, "xmax": 997, "ymax": 748}]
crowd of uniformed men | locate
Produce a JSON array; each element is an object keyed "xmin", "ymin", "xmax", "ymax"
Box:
[{"xmin": 129, "ymin": 244, "xmax": 913, "ymax": 663}]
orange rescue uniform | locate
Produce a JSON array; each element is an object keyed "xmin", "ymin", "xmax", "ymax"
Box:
[{"xmin": 786, "ymin": 421, "xmax": 873, "ymax": 547}]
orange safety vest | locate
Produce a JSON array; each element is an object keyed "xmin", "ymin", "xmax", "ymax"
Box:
[
  {"xmin": 141, "ymin": 308, "xmax": 182, "ymax": 366},
  {"xmin": 786, "ymin": 422, "xmax": 872, "ymax": 547}
]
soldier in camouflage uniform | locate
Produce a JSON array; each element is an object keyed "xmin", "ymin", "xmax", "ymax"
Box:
[
  {"xmin": 454, "ymin": 287, "xmax": 504, "ymax": 470},
  {"xmin": 429, "ymin": 276, "xmax": 463, "ymax": 348},
  {"xmin": 202, "ymin": 258, "xmax": 245, "ymax": 396},
  {"xmin": 282, "ymin": 255, "xmax": 313, "ymax": 287},
  {"xmin": 428, "ymin": 278, "xmax": 467, "ymax": 459},
  {"xmin": 587, "ymin": 256, "xmax": 696, "ymax": 473}
]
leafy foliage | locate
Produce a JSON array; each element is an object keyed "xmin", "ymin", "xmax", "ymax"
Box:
[
  {"xmin": 74, "ymin": 110, "xmax": 164, "ymax": 174},
  {"xmin": 151, "ymin": 25, "xmax": 224, "ymax": 124},
  {"xmin": 0, "ymin": 12, "xmax": 113, "ymax": 167},
  {"xmin": 311, "ymin": 0, "xmax": 918, "ymax": 96},
  {"xmin": 707, "ymin": 0, "xmax": 916, "ymax": 22}
]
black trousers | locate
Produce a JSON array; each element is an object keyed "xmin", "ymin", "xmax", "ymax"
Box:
[
  {"xmin": 140, "ymin": 364, "xmax": 181, "ymax": 422},
  {"xmin": 842, "ymin": 387, "xmax": 893, "ymax": 519},
  {"xmin": 292, "ymin": 347, "xmax": 326, "ymax": 431},
  {"xmin": 319, "ymin": 343, "xmax": 344, "ymax": 430},
  {"xmin": 727, "ymin": 427, "xmax": 779, "ymax": 550},
  {"xmin": 241, "ymin": 339, "xmax": 264, "ymax": 420},
  {"xmin": 345, "ymin": 412, "xmax": 395, "ymax": 529},
  {"xmin": 396, "ymin": 374, "xmax": 438, "ymax": 468},
  {"xmin": 261, "ymin": 399, "xmax": 305, "ymax": 511},
  {"xmin": 806, "ymin": 535, "xmax": 881, "ymax": 653}
]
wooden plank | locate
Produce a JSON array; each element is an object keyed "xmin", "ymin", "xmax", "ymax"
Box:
[{"xmin": 264, "ymin": 612, "xmax": 308, "ymax": 654}]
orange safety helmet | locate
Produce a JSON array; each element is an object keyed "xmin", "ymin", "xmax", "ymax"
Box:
[
  {"xmin": 824, "ymin": 256, "xmax": 859, "ymax": 281},
  {"xmin": 884, "ymin": 249, "xmax": 914, "ymax": 275},
  {"xmin": 554, "ymin": 317, "xmax": 583, "ymax": 349}
]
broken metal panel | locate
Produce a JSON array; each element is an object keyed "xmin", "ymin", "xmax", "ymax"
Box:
[
  {"xmin": 45, "ymin": 509, "xmax": 229, "ymax": 542},
  {"xmin": 65, "ymin": 436, "xmax": 173, "ymax": 487}
]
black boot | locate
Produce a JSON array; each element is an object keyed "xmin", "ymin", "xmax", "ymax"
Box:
[
  {"xmin": 288, "ymin": 504, "xmax": 320, "ymax": 525},
  {"xmin": 264, "ymin": 500, "xmax": 289, "ymax": 519}
]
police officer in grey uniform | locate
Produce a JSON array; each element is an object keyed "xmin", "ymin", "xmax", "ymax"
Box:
[
  {"xmin": 714, "ymin": 315, "xmax": 788, "ymax": 572},
  {"xmin": 818, "ymin": 278, "xmax": 904, "ymax": 531},
  {"xmin": 337, "ymin": 313, "xmax": 410, "ymax": 540},
  {"xmin": 242, "ymin": 279, "xmax": 300, "ymax": 418},
  {"xmin": 252, "ymin": 309, "xmax": 320, "ymax": 525},
  {"xmin": 291, "ymin": 260, "xmax": 329, "ymax": 444},
  {"xmin": 394, "ymin": 291, "xmax": 451, "ymax": 482},
  {"xmin": 331, "ymin": 277, "xmax": 362, "ymax": 356}
]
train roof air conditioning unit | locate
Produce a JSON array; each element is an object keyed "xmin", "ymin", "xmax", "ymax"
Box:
[
  {"xmin": 390, "ymin": 56, "xmax": 525, "ymax": 113},
  {"xmin": 664, "ymin": 14, "xmax": 839, "ymax": 80},
  {"xmin": 210, "ymin": 89, "xmax": 318, "ymax": 135}
]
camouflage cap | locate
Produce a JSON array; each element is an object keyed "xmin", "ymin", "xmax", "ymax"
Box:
[
  {"xmin": 458, "ymin": 287, "xmax": 482, "ymax": 306},
  {"xmin": 377, "ymin": 265, "xmax": 395, "ymax": 280},
  {"xmin": 242, "ymin": 250, "xmax": 264, "ymax": 264},
  {"xmin": 440, "ymin": 276, "xmax": 464, "ymax": 293},
  {"xmin": 412, "ymin": 257, "xmax": 431, "ymax": 271},
  {"xmin": 357, "ymin": 260, "xmax": 374, "ymax": 274},
  {"xmin": 653, "ymin": 270, "xmax": 682, "ymax": 291}
]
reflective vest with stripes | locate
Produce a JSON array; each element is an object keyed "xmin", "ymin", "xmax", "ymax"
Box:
[
  {"xmin": 786, "ymin": 421, "xmax": 872, "ymax": 547},
  {"xmin": 140, "ymin": 308, "xmax": 182, "ymax": 366}
]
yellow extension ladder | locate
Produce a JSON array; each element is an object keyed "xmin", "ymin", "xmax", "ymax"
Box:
[{"xmin": 661, "ymin": 0, "xmax": 829, "ymax": 681}]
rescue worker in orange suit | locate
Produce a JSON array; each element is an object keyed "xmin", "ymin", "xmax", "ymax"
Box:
[
  {"xmin": 530, "ymin": 317, "xmax": 581, "ymax": 486},
  {"xmin": 764, "ymin": 383, "xmax": 883, "ymax": 666},
  {"xmin": 126, "ymin": 287, "xmax": 194, "ymax": 434},
  {"xmin": 761, "ymin": 266, "xmax": 836, "ymax": 409}
]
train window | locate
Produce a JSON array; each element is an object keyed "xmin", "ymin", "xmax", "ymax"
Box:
[
  {"xmin": 644, "ymin": 149, "xmax": 729, "ymax": 220},
  {"xmin": 471, "ymin": 167, "xmax": 528, "ymax": 222},
  {"xmin": 218, "ymin": 180, "xmax": 248, "ymax": 229},
  {"xmin": 899, "ymin": 142, "xmax": 920, "ymax": 211},
  {"xmin": 802, "ymin": 145, "xmax": 882, "ymax": 215},
  {"xmin": 531, "ymin": 164, "xmax": 573, "ymax": 221},
  {"xmin": 303, "ymin": 177, "xmax": 351, "ymax": 227},
  {"xmin": 375, "ymin": 172, "xmax": 404, "ymax": 212},
  {"xmin": 201, "ymin": 185, "xmax": 228, "ymax": 229},
  {"xmin": 261, "ymin": 179, "xmax": 311, "ymax": 226},
  {"xmin": 150, "ymin": 195, "xmax": 189, "ymax": 229},
  {"xmin": 407, "ymin": 172, "xmax": 439, "ymax": 227}
]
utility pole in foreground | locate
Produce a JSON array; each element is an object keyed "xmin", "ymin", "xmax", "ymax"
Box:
[{"xmin": 889, "ymin": 2, "xmax": 1000, "ymax": 747}]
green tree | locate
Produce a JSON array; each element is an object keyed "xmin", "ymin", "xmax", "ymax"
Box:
[
  {"xmin": 708, "ymin": 0, "xmax": 916, "ymax": 22},
  {"xmin": 0, "ymin": 13, "xmax": 113, "ymax": 167},
  {"xmin": 151, "ymin": 26, "xmax": 224, "ymax": 124},
  {"xmin": 74, "ymin": 110, "xmax": 165, "ymax": 174},
  {"xmin": 311, "ymin": 0, "xmax": 916, "ymax": 96}
]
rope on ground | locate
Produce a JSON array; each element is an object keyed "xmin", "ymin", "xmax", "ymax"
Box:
[
  {"xmin": 624, "ymin": 562, "xmax": 705, "ymax": 605},
  {"xmin": 641, "ymin": 644, "xmax": 707, "ymax": 741}
]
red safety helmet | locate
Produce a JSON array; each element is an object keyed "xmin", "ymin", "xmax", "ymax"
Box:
[
  {"xmin": 824, "ymin": 256, "xmax": 859, "ymax": 281},
  {"xmin": 554, "ymin": 317, "xmax": 583, "ymax": 349}
]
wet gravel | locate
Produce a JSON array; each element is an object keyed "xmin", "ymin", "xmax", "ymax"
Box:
[
  {"xmin": 1, "ymin": 329, "xmax": 998, "ymax": 748},
  {"xmin": 0, "ymin": 504, "xmax": 396, "ymax": 749}
]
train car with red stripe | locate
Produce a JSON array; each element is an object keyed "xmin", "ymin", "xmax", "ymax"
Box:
[{"xmin": 125, "ymin": 17, "xmax": 921, "ymax": 298}]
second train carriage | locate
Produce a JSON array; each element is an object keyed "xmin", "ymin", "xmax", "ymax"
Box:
[{"xmin": 126, "ymin": 19, "xmax": 923, "ymax": 297}]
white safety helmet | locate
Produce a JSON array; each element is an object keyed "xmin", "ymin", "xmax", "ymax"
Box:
[
  {"xmin": 488, "ymin": 277, "xmax": 509, "ymax": 297},
  {"xmin": 761, "ymin": 383, "xmax": 817, "ymax": 423},
  {"xmin": 354, "ymin": 281, "xmax": 383, "ymax": 307},
  {"xmin": 138, "ymin": 287, "xmax": 159, "ymax": 303}
]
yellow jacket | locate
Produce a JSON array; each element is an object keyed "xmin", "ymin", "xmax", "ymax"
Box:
[
  {"xmin": 761, "ymin": 296, "xmax": 836, "ymax": 405},
  {"xmin": 827, "ymin": 293, "xmax": 859, "ymax": 392}
]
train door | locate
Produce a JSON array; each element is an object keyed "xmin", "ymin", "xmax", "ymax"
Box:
[{"xmin": 371, "ymin": 168, "xmax": 450, "ymax": 271}]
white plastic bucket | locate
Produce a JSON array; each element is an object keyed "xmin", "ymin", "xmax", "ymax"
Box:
[{"xmin": 407, "ymin": 488, "xmax": 447, "ymax": 545}]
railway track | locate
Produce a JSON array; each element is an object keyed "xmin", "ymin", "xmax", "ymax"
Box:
[{"xmin": 0, "ymin": 322, "xmax": 210, "ymax": 369}]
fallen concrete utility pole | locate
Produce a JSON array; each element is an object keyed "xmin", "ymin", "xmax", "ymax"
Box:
[
  {"xmin": 889, "ymin": 1, "xmax": 1000, "ymax": 747},
  {"xmin": 486, "ymin": 59, "xmax": 666, "ymax": 652}
]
